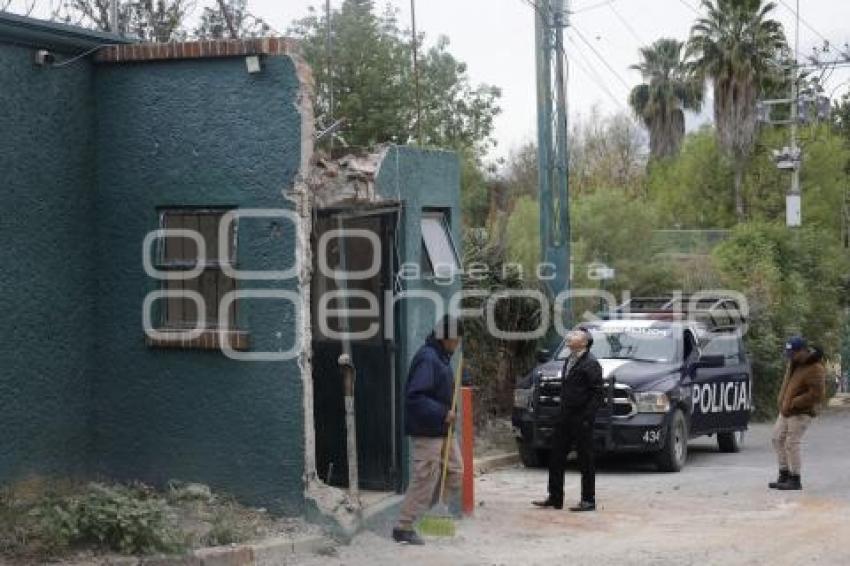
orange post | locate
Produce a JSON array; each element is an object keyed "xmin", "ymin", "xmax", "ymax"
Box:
[{"xmin": 461, "ymin": 386, "xmax": 475, "ymax": 516}]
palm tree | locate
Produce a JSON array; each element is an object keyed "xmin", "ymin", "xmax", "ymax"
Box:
[
  {"xmin": 629, "ymin": 38, "xmax": 703, "ymax": 160},
  {"xmin": 686, "ymin": 0, "xmax": 787, "ymax": 220}
]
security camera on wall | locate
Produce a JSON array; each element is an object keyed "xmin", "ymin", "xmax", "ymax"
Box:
[{"xmin": 34, "ymin": 49, "xmax": 55, "ymax": 66}]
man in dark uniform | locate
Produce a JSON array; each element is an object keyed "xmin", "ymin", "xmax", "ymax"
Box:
[{"xmin": 533, "ymin": 327, "xmax": 604, "ymax": 512}]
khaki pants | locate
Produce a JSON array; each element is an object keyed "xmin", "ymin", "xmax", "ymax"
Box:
[
  {"xmin": 772, "ymin": 414, "xmax": 812, "ymax": 475},
  {"xmin": 396, "ymin": 436, "xmax": 463, "ymax": 530}
]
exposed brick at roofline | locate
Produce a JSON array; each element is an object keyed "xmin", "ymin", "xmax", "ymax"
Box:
[{"xmin": 94, "ymin": 37, "xmax": 299, "ymax": 64}]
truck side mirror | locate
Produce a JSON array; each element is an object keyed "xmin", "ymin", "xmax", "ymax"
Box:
[
  {"xmin": 536, "ymin": 349, "xmax": 551, "ymax": 363},
  {"xmin": 696, "ymin": 354, "xmax": 725, "ymax": 369}
]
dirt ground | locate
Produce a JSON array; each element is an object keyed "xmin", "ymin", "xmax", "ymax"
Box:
[{"xmin": 298, "ymin": 408, "xmax": 850, "ymax": 566}]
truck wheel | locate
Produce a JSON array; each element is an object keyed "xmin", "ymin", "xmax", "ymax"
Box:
[
  {"xmin": 518, "ymin": 440, "xmax": 547, "ymax": 468},
  {"xmin": 656, "ymin": 409, "xmax": 688, "ymax": 472},
  {"xmin": 717, "ymin": 431, "xmax": 743, "ymax": 453}
]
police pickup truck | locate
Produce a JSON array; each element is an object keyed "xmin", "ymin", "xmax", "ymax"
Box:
[{"xmin": 512, "ymin": 318, "xmax": 752, "ymax": 471}]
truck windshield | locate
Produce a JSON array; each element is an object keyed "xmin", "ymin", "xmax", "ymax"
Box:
[{"xmin": 557, "ymin": 327, "xmax": 678, "ymax": 363}]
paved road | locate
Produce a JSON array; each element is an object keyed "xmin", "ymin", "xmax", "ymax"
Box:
[{"xmin": 299, "ymin": 408, "xmax": 850, "ymax": 566}]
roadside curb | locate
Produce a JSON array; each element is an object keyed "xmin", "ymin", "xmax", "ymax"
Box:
[
  {"xmin": 93, "ymin": 534, "xmax": 333, "ymax": 566},
  {"xmin": 474, "ymin": 451, "xmax": 520, "ymax": 476}
]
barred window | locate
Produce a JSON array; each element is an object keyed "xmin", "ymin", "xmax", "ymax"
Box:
[{"xmin": 158, "ymin": 208, "xmax": 237, "ymax": 330}]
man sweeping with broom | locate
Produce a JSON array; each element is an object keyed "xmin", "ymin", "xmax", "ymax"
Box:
[{"xmin": 392, "ymin": 315, "xmax": 463, "ymax": 545}]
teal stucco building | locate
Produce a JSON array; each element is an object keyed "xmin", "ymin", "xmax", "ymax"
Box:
[{"xmin": 0, "ymin": 12, "xmax": 462, "ymax": 525}]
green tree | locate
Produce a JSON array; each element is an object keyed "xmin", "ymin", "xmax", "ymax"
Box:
[
  {"xmin": 686, "ymin": 0, "xmax": 787, "ymax": 220},
  {"xmin": 55, "ymin": 0, "xmax": 190, "ymax": 41},
  {"xmin": 289, "ymin": 0, "xmax": 501, "ymax": 154},
  {"xmin": 629, "ymin": 38, "xmax": 703, "ymax": 160},
  {"xmin": 459, "ymin": 148, "xmax": 491, "ymax": 229},
  {"xmin": 570, "ymin": 188, "xmax": 676, "ymax": 301},
  {"xmin": 504, "ymin": 195, "xmax": 540, "ymax": 276},
  {"xmin": 569, "ymin": 109, "xmax": 646, "ymax": 197},
  {"xmin": 713, "ymin": 222, "xmax": 847, "ymax": 418},
  {"xmin": 195, "ymin": 0, "xmax": 272, "ymax": 39},
  {"xmin": 647, "ymin": 128, "xmax": 736, "ymax": 228},
  {"xmin": 832, "ymin": 91, "xmax": 850, "ymax": 143}
]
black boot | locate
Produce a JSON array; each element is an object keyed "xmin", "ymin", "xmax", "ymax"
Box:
[
  {"xmin": 392, "ymin": 528, "xmax": 425, "ymax": 545},
  {"xmin": 777, "ymin": 473, "xmax": 802, "ymax": 491},
  {"xmin": 569, "ymin": 500, "xmax": 596, "ymax": 512},
  {"xmin": 532, "ymin": 497, "xmax": 563, "ymax": 510},
  {"xmin": 769, "ymin": 469, "xmax": 790, "ymax": 489}
]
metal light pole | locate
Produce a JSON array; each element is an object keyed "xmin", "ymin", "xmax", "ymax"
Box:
[{"xmin": 535, "ymin": 0, "xmax": 571, "ymax": 320}]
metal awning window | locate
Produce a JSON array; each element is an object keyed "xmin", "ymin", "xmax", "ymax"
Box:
[{"xmin": 421, "ymin": 211, "xmax": 461, "ymax": 278}]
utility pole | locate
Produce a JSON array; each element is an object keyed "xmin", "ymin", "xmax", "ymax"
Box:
[
  {"xmin": 757, "ymin": 0, "xmax": 823, "ymax": 227},
  {"xmin": 788, "ymin": 0, "xmax": 802, "ymax": 227},
  {"xmin": 535, "ymin": 0, "xmax": 571, "ymax": 321}
]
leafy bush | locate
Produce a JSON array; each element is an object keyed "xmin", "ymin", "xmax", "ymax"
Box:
[
  {"xmin": 73, "ymin": 483, "xmax": 182, "ymax": 554},
  {"xmin": 713, "ymin": 222, "xmax": 848, "ymax": 419},
  {"xmin": 17, "ymin": 483, "xmax": 183, "ymax": 557},
  {"xmin": 204, "ymin": 504, "xmax": 251, "ymax": 546},
  {"xmin": 463, "ymin": 229, "xmax": 546, "ymax": 419}
]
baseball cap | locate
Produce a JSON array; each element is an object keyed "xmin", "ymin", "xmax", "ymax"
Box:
[{"xmin": 785, "ymin": 336, "xmax": 807, "ymax": 358}]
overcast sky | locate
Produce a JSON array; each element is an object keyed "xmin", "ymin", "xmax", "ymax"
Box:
[
  {"xmin": 17, "ymin": 0, "xmax": 850, "ymax": 159},
  {"xmin": 255, "ymin": 0, "xmax": 850, "ymax": 160}
]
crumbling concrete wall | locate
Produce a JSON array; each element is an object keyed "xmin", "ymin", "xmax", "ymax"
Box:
[{"xmin": 308, "ymin": 147, "xmax": 392, "ymax": 208}]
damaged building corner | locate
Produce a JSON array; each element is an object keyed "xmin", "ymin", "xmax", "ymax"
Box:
[
  {"xmin": 308, "ymin": 146, "xmax": 393, "ymax": 209},
  {"xmin": 302, "ymin": 143, "xmax": 463, "ymax": 534}
]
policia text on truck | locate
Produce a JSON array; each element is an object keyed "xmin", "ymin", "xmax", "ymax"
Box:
[{"xmin": 513, "ymin": 308, "xmax": 752, "ymax": 472}]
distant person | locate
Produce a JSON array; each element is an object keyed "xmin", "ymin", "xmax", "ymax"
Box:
[
  {"xmin": 769, "ymin": 337, "xmax": 826, "ymax": 491},
  {"xmin": 533, "ymin": 327, "xmax": 604, "ymax": 512},
  {"xmin": 392, "ymin": 315, "xmax": 463, "ymax": 545}
]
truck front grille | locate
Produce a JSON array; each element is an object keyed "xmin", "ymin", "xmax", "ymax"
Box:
[{"xmin": 535, "ymin": 378, "xmax": 636, "ymax": 418}]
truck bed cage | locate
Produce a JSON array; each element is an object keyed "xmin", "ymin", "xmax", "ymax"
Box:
[{"xmin": 605, "ymin": 294, "xmax": 746, "ymax": 330}]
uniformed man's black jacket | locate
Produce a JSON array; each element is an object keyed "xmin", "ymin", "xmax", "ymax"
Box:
[{"xmin": 559, "ymin": 351, "xmax": 605, "ymax": 420}]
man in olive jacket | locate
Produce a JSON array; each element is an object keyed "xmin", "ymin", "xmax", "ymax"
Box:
[
  {"xmin": 533, "ymin": 327, "xmax": 604, "ymax": 512},
  {"xmin": 769, "ymin": 336, "xmax": 826, "ymax": 491}
]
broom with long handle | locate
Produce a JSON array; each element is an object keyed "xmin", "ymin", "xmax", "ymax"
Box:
[{"xmin": 418, "ymin": 351, "xmax": 463, "ymax": 537}]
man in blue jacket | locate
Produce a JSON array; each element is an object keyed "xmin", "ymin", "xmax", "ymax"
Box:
[{"xmin": 392, "ymin": 315, "xmax": 463, "ymax": 545}]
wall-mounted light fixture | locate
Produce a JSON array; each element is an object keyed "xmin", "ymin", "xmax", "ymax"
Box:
[{"xmin": 245, "ymin": 55, "xmax": 262, "ymax": 74}]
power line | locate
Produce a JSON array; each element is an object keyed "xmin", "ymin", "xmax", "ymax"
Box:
[
  {"xmin": 565, "ymin": 33, "xmax": 628, "ymax": 110},
  {"xmin": 776, "ymin": 0, "xmax": 835, "ymax": 51},
  {"xmin": 570, "ymin": 25, "xmax": 632, "ymax": 91},
  {"xmin": 608, "ymin": 2, "xmax": 643, "ymax": 44},
  {"xmin": 677, "ymin": 0, "xmax": 700, "ymax": 15},
  {"xmin": 519, "ymin": 0, "xmax": 548, "ymax": 18},
  {"xmin": 572, "ymin": 0, "xmax": 615, "ymax": 15}
]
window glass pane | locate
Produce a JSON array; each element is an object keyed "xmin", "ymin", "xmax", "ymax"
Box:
[
  {"xmin": 198, "ymin": 213, "xmax": 221, "ymax": 262},
  {"xmin": 165, "ymin": 279, "xmax": 184, "ymax": 327},
  {"xmin": 182, "ymin": 275, "xmax": 200, "ymax": 325},
  {"xmin": 421, "ymin": 214, "xmax": 459, "ymax": 275},
  {"xmin": 702, "ymin": 335, "xmax": 742, "ymax": 365},
  {"xmin": 162, "ymin": 213, "xmax": 198, "ymax": 263}
]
